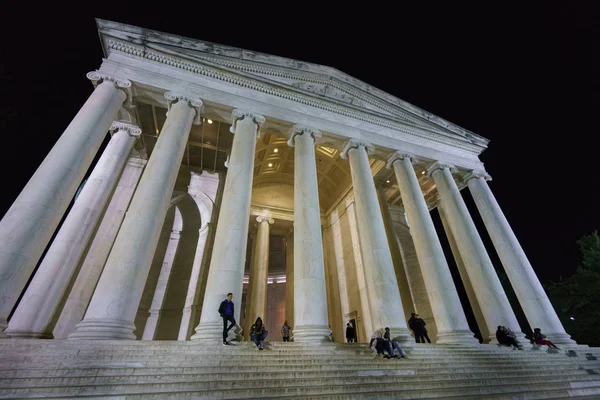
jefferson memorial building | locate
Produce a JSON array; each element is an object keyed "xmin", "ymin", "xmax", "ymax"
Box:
[{"xmin": 0, "ymin": 19, "xmax": 576, "ymax": 349}]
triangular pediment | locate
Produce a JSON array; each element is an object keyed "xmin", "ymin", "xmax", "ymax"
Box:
[{"xmin": 97, "ymin": 19, "xmax": 489, "ymax": 148}]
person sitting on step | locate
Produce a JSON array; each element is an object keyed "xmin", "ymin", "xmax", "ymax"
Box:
[
  {"xmin": 383, "ymin": 327, "xmax": 407, "ymax": 359},
  {"xmin": 370, "ymin": 328, "xmax": 393, "ymax": 358},
  {"xmin": 532, "ymin": 328, "xmax": 560, "ymax": 349},
  {"xmin": 496, "ymin": 325, "xmax": 523, "ymax": 350},
  {"xmin": 250, "ymin": 317, "xmax": 268, "ymax": 350}
]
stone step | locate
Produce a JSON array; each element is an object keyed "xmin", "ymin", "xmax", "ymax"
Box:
[
  {"xmin": 4, "ymin": 359, "xmax": 592, "ymax": 373},
  {"xmin": 1, "ymin": 367, "xmax": 599, "ymax": 389},
  {"xmin": 3, "ymin": 361, "xmax": 598, "ymax": 379},
  {"xmin": 3, "ymin": 379, "xmax": 600, "ymax": 399}
]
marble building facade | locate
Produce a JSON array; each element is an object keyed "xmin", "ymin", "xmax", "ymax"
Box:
[{"xmin": 0, "ymin": 19, "xmax": 576, "ymax": 346}]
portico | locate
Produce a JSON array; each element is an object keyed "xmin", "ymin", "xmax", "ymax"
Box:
[{"xmin": 0, "ymin": 19, "xmax": 575, "ymax": 347}]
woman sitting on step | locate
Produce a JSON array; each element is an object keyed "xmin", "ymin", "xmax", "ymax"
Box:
[
  {"xmin": 532, "ymin": 328, "xmax": 560, "ymax": 349},
  {"xmin": 250, "ymin": 317, "xmax": 268, "ymax": 350}
]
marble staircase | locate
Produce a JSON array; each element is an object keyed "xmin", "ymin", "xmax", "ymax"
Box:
[{"xmin": 1, "ymin": 339, "xmax": 600, "ymax": 399}]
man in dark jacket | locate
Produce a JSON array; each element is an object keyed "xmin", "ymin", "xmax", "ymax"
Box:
[
  {"xmin": 345, "ymin": 323, "xmax": 356, "ymax": 343},
  {"xmin": 408, "ymin": 312, "xmax": 431, "ymax": 343},
  {"xmin": 218, "ymin": 293, "xmax": 236, "ymax": 345}
]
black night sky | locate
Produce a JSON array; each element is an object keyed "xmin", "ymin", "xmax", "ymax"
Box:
[{"xmin": 1, "ymin": 4, "xmax": 598, "ymax": 330}]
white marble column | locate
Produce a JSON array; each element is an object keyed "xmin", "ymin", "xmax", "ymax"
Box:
[
  {"xmin": 0, "ymin": 72, "xmax": 130, "ymax": 336},
  {"xmin": 52, "ymin": 158, "xmax": 146, "ymax": 339},
  {"xmin": 375, "ymin": 181, "xmax": 415, "ymax": 324},
  {"xmin": 288, "ymin": 125, "xmax": 330, "ymax": 342},
  {"xmin": 142, "ymin": 228, "xmax": 181, "ymax": 340},
  {"xmin": 178, "ymin": 222, "xmax": 211, "ymax": 341},
  {"xmin": 340, "ymin": 140, "xmax": 411, "ymax": 341},
  {"xmin": 192, "ymin": 110, "xmax": 264, "ymax": 341},
  {"xmin": 388, "ymin": 153, "xmax": 475, "ymax": 344},
  {"xmin": 284, "ymin": 230, "xmax": 294, "ymax": 329},
  {"xmin": 465, "ymin": 170, "xmax": 575, "ymax": 344},
  {"xmin": 5, "ymin": 123, "xmax": 140, "ymax": 338},
  {"xmin": 69, "ymin": 93, "xmax": 202, "ymax": 340},
  {"xmin": 244, "ymin": 216, "xmax": 273, "ymax": 337},
  {"xmin": 429, "ymin": 162, "xmax": 524, "ymax": 343}
]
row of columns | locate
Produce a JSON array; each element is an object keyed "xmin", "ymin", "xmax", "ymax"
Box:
[{"xmin": 0, "ymin": 71, "xmax": 574, "ymax": 345}]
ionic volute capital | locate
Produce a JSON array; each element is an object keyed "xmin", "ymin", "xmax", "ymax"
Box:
[
  {"xmin": 87, "ymin": 71, "xmax": 132, "ymax": 104},
  {"xmin": 463, "ymin": 169, "xmax": 492, "ymax": 183},
  {"xmin": 110, "ymin": 121, "xmax": 142, "ymax": 139},
  {"xmin": 230, "ymin": 109, "xmax": 265, "ymax": 138},
  {"xmin": 256, "ymin": 215, "xmax": 275, "ymax": 225},
  {"xmin": 340, "ymin": 139, "xmax": 375, "ymax": 160},
  {"xmin": 386, "ymin": 151, "xmax": 418, "ymax": 170},
  {"xmin": 287, "ymin": 124, "xmax": 322, "ymax": 147},
  {"xmin": 164, "ymin": 92, "xmax": 203, "ymax": 125},
  {"xmin": 426, "ymin": 161, "xmax": 458, "ymax": 177}
]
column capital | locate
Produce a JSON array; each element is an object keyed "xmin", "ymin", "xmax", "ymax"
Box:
[
  {"xmin": 256, "ymin": 215, "xmax": 274, "ymax": 224},
  {"xmin": 287, "ymin": 124, "xmax": 322, "ymax": 147},
  {"xmin": 110, "ymin": 122, "xmax": 142, "ymax": 138},
  {"xmin": 340, "ymin": 140, "xmax": 375, "ymax": 159},
  {"xmin": 164, "ymin": 92, "xmax": 203, "ymax": 125},
  {"xmin": 87, "ymin": 71, "xmax": 132, "ymax": 106},
  {"xmin": 87, "ymin": 71, "xmax": 131, "ymax": 89},
  {"xmin": 230, "ymin": 109, "xmax": 265, "ymax": 137},
  {"xmin": 386, "ymin": 151, "xmax": 418, "ymax": 169},
  {"xmin": 426, "ymin": 161, "xmax": 458, "ymax": 177},
  {"xmin": 463, "ymin": 169, "xmax": 492, "ymax": 183}
]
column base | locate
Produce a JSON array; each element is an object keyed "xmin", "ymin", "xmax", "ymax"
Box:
[
  {"xmin": 68, "ymin": 318, "xmax": 136, "ymax": 340},
  {"xmin": 4, "ymin": 329, "xmax": 52, "ymax": 339},
  {"xmin": 0, "ymin": 319, "xmax": 7, "ymax": 339},
  {"xmin": 436, "ymin": 329, "xmax": 479, "ymax": 345},
  {"xmin": 190, "ymin": 321, "xmax": 222, "ymax": 342},
  {"xmin": 293, "ymin": 325, "xmax": 331, "ymax": 343},
  {"xmin": 390, "ymin": 327, "xmax": 414, "ymax": 343},
  {"xmin": 544, "ymin": 331, "xmax": 577, "ymax": 345}
]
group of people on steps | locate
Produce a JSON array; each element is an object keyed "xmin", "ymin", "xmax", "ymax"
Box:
[{"xmin": 219, "ymin": 294, "xmax": 561, "ymax": 352}]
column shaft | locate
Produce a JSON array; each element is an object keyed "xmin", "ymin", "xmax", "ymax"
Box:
[
  {"xmin": 6, "ymin": 125, "xmax": 138, "ymax": 338},
  {"xmin": 70, "ymin": 94, "xmax": 200, "ymax": 339},
  {"xmin": 390, "ymin": 155, "xmax": 475, "ymax": 343},
  {"xmin": 52, "ymin": 158, "xmax": 146, "ymax": 338},
  {"xmin": 376, "ymin": 183, "xmax": 415, "ymax": 324},
  {"xmin": 0, "ymin": 75, "xmax": 128, "ymax": 334},
  {"xmin": 192, "ymin": 110, "xmax": 264, "ymax": 341},
  {"xmin": 245, "ymin": 217, "xmax": 272, "ymax": 337},
  {"xmin": 341, "ymin": 141, "xmax": 410, "ymax": 341},
  {"xmin": 142, "ymin": 229, "xmax": 180, "ymax": 340},
  {"xmin": 289, "ymin": 126, "xmax": 330, "ymax": 341},
  {"xmin": 430, "ymin": 164, "xmax": 523, "ymax": 343},
  {"xmin": 178, "ymin": 224, "xmax": 211, "ymax": 341},
  {"xmin": 467, "ymin": 174, "xmax": 575, "ymax": 344},
  {"xmin": 284, "ymin": 232, "xmax": 294, "ymax": 329}
]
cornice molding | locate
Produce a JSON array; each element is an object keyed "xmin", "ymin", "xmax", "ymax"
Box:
[{"xmin": 104, "ymin": 38, "xmax": 485, "ymax": 155}]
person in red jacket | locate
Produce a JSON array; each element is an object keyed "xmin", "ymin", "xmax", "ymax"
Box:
[{"xmin": 532, "ymin": 328, "xmax": 560, "ymax": 349}]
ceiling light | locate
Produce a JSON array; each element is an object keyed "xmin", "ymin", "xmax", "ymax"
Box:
[
  {"xmin": 386, "ymin": 180, "xmax": 390, "ymax": 183},
  {"xmin": 207, "ymin": 119, "xmax": 213, "ymax": 124},
  {"xmin": 421, "ymin": 171, "xmax": 426, "ymax": 175},
  {"xmin": 268, "ymin": 163, "xmax": 273, "ymax": 167},
  {"xmin": 273, "ymin": 148, "xmax": 279, "ymax": 153}
]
